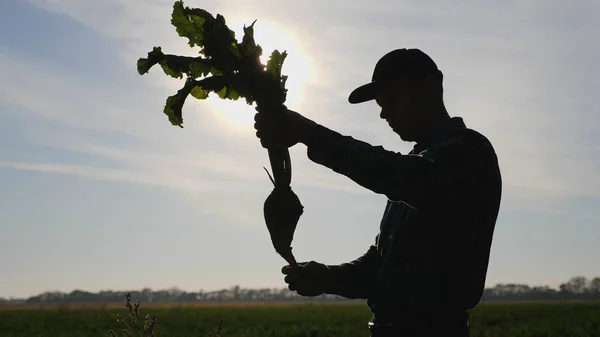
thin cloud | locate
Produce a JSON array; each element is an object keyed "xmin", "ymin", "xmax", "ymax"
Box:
[{"xmin": 0, "ymin": 161, "xmax": 176, "ymax": 188}]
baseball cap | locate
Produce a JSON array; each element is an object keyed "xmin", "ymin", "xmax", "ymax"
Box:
[{"xmin": 348, "ymin": 48, "xmax": 443, "ymax": 104}]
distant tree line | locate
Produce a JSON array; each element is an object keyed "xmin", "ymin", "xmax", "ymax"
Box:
[
  {"xmin": 481, "ymin": 276, "xmax": 600, "ymax": 301},
  {"xmin": 2, "ymin": 276, "xmax": 599, "ymax": 305}
]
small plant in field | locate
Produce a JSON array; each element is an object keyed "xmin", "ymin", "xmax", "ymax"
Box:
[
  {"xmin": 106, "ymin": 292, "xmax": 158, "ymax": 337},
  {"xmin": 106, "ymin": 293, "xmax": 224, "ymax": 336},
  {"xmin": 209, "ymin": 319, "xmax": 224, "ymax": 337}
]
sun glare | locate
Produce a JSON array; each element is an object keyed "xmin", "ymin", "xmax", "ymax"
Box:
[{"xmin": 204, "ymin": 20, "xmax": 315, "ymax": 131}]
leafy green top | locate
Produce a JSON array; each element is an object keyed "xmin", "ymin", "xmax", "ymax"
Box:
[{"xmin": 137, "ymin": 0, "xmax": 288, "ymax": 127}]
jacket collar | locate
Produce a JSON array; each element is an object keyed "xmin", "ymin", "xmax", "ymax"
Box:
[{"xmin": 412, "ymin": 117, "xmax": 466, "ymax": 153}]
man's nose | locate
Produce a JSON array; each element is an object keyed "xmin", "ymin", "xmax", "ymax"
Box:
[{"xmin": 379, "ymin": 109, "xmax": 386, "ymax": 119}]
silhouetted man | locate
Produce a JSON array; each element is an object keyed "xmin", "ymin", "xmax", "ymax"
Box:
[{"xmin": 254, "ymin": 48, "xmax": 502, "ymax": 337}]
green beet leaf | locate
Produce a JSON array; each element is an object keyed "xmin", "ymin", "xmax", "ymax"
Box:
[
  {"xmin": 163, "ymin": 78, "xmax": 196, "ymax": 127},
  {"xmin": 171, "ymin": 1, "xmax": 207, "ymax": 48},
  {"xmin": 137, "ymin": 47, "xmax": 213, "ymax": 80},
  {"xmin": 190, "ymin": 85, "xmax": 210, "ymax": 100}
]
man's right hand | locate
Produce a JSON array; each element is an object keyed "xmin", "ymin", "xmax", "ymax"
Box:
[{"xmin": 282, "ymin": 261, "xmax": 337, "ymax": 297}]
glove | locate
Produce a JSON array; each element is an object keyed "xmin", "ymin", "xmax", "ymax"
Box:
[{"xmin": 282, "ymin": 261, "xmax": 337, "ymax": 297}]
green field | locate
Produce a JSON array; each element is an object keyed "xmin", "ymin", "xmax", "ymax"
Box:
[{"xmin": 1, "ymin": 301, "xmax": 599, "ymax": 337}]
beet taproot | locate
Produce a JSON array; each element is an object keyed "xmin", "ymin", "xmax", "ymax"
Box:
[{"xmin": 263, "ymin": 165, "xmax": 303, "ymax": 266}]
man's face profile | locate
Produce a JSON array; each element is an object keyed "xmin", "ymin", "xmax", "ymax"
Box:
[
  {"xmin": 375, "ymin": 75, "xmax": 443, "ymax": 142},
  {"xmin": 376, "ymin": 78, "xmax": 419, "ymax": 141}
]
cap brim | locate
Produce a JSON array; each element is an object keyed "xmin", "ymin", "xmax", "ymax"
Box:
[{"xmin": 348, "ymin": 82, "xmax": 377, "ymax": 104}]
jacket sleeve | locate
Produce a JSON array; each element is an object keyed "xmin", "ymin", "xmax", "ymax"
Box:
[
  {"xmin": 304, "ymin": 124, "xmax": 481, "ymax": 210},
  {"xmin": 326, "ymin": 237, "xmax": 379, "ymax": 299}
]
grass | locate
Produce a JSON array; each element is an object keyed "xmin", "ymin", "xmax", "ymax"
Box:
[{"xmin": 0, "ymin": 297, "xmax": 599, "ymax": 337}]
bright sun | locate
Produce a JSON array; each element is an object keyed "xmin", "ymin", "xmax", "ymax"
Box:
[{"xmin": 204, "ymin": 20, "xmax": 315, "ymax": 131}]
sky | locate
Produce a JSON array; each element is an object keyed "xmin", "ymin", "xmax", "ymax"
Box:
[{"xmin": 0, "ymin": 0, "xmax": 598, "ymax": 298}]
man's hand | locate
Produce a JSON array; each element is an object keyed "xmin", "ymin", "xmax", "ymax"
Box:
[
  {"xmin": 254, "ymin": 107, "xmax": 318, "ymax": 149},
  {"xmin": 282, "ymin": 261, "xmax": 337, "ymax": 297}
]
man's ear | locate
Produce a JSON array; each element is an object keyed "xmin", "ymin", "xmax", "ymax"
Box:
[
  {"xmin": 420, "ymin": 76, "xmax": 443, "ymax": 97},
  {"xmin": 390, "ymin": 77, "xmax": 411, "ymax": 95},
  {"xmin": 422, "ymin": 76, "xmax": 436, "ymax": 90}
]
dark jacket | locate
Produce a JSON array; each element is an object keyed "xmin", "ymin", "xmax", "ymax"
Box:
[{"xmin": 305, "ymin": 117, "xmax": 502, "ymax": 322}]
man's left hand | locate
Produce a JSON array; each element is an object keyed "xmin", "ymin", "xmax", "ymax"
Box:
[
  {"xmin": 254, "ymin": 107, "xmax": 318, "ymax": 149},
  {"xmin": 282, "ymin": 261, "xmax": 336, "ymax": 297}
]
